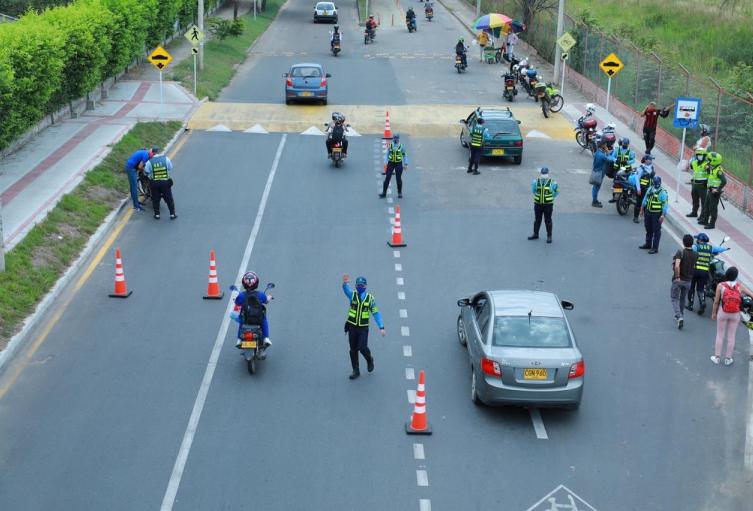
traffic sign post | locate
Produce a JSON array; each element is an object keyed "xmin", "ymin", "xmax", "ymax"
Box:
[
  {"xmin": 148, "ymin": 46, "xmax": 173, "ymax": 106},
  {"xmin": 184, "ymin": 25, "xmax": 204, "ymax": 96},
  {"xmin": 556, "ymin": 33, "xmax": 575, "ymax": 97},
  {"xmin": 560, "ymin": 52, "xmax": 568, "ymax": 96},
  {"xmin": 672, "ymin": 97, "xmax": 703, "ymax": 202},
  {"xmin": 599, "ymin": 53, "xmax": 624, "ymax": 114}
]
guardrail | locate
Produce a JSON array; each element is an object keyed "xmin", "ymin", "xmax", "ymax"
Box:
[{"xmin": 0, "ymin": 13, "xmax": 18, "ymax": 22}]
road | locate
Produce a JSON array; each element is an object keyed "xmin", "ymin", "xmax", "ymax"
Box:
[{"xmin": 0, "ymin": 0, "xmax": 751, "ymax": 510}]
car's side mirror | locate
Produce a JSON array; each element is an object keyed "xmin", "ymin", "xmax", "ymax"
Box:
[
  {"xmin": 457, "ymin": 298, "xmax": 470, "ymax": 307},
  {"xmin": 282, "ymin": 73, "xmax": 288, "ymax": 78},
  {"xmin": 459, "ymin": 119, "xmax": 467, "ymax": 124},
  {"xmin": 325, "ymin": 73, "xmax": 332, "ymax": 78},
  {"xmin": 561, "ymin": 300, "xmax": 575, "ymax": 310},
  {"xmin": 517, "ymin": 120, "xmax": 521, "ymax": 124}
]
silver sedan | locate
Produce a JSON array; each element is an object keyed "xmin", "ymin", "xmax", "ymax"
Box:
[{"xmin": 457, "ymin": 290, "xmax": 584, "ymax": 409}]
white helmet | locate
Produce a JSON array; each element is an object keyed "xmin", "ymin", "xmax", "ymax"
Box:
[
  {"xmin": 512, "ymin": 64, "xmax": 519, "ymax": 71},
  {"xmin": 586, "ymin": 103, "xmax": 596, "ymax": 112},
  {"xmin": 607, "ymin": 123, "xmax": 616, "ymax": 129}
]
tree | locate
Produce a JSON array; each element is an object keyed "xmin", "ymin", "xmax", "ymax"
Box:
[{"xmin": 514, "ymin": 0, "xmax": 556, "ymax": 31}]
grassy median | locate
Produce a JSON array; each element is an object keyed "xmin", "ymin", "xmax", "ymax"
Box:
[
  {"xmin": 169, "ymin": 0, "xmax": 282, "ymax": 100},
  {"xmin": 0, "ymin": 121, "xmax": 181, "ymax": 349}
]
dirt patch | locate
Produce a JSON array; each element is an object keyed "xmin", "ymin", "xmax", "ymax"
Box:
[
  {"xmin": 84, "ymin": 185, "xmax": 123, "ymax": 207},
  {"xmin": 56, "ymin": 222, "xmax": 81, "ymax": 240},
  {"xmin": 31, "ymin": 244, "xmax": 60, "ymax": 269}
]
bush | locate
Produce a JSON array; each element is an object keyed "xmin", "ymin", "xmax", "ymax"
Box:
[{"xmin": 100, "ymin": 0, "xmax": 152, "ymax": 77}]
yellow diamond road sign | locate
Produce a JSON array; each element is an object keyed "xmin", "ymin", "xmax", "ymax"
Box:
[
  {"xmin": 557, "ymin": 32, "xmax": 576, "ymax": 52},
  {"xmin": 184, "ymin": 24, "xmax": 205, "ymax": 46},
  {"xmin": 599, "ymin": 53, "xmax": 624, "ymax": 78},
  {"xmin": 148, "ymin": 46, "xmax": 173, "ymax": 71}
]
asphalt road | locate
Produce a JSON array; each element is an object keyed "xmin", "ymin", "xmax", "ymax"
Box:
[{"xmin": 0, "ymin": 0, "xmax": 751, "ymax": 510}]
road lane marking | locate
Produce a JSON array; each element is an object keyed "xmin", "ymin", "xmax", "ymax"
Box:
[
  {"xmin": 419, "ymin": 499, "xmax": 431, "ymax": 511},
  {"xmin": 159, "ymin": 134, "xmax": 288, "ymax": 511},
  {"xmin": 401, "ymin": 326, "xmax": 410, "ymax": 336},
  {"xmin": 399, "ymin": 309, "xmax": 408, "ymax": 318},
  {"xmin": 405, "ymin": 367, "xmax": 415, "ymax": 380},
  {"xmin": 395, "ymin": 263, "xmax": 402, "ymax": 271},
  {"xmin": 388, "ymin": 207, "xmax": 395, "ymax": 215},
  {"xmin": 393, "ymin": 250, "xmax": 400, "ymax": 258},
  {"xmin": 413, "ymin": 443, "xmax": 425, "ymax": 460},
  {"xmin": 398, "ymin": 291, "xmax": 406, "ymax": 300},
  {"xmin": 403, "ymin": 345, "xmax": 412, "ymax": 357},
  {"xmin": 397, "ymin": 277, "xmax": 404, "ymax": 285},
  {"xmin": 407, "ymin": 389, "xmax": 416, "ymax": 403},
  {"xmin": 387, "ymin": 197, "xmax": 393, "ymax": 203},
  {"xmin": 529, "ymin": 408, "xmax": 549, "ymax": 440},
  {"xmin": 416, "ymin": 470, "xmax": 429, "ymax": 486},
  {"xmin": 746, "ymin": 328, "xmax": 753, "ymax": 470}
]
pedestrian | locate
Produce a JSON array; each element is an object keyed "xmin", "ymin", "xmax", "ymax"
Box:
[
  {"xmin": 697, "ymin": 152, "xmax": 726, "ymax": 229},
  {"xmin": 342, "ymin": 274, "xmax": 385, "ymax": 380},
  {"xmin": 640, "ymin": 101, "xmax": 671, "ymax": 155},
  {"xmin": 380, "ymin": 134, "xmax": 407, "ymax": 199},
  {"xmin": 687, "ymin": 232, "xmax": 729, "ymax": 315},
  {"xmin": 527, "ymin": 166, "xmax": 558, "ymax": 243},
  {"xmin": 638, "ymin": 175, "xmax": 668, "ymax": 254},
  {"xmin": 710, "ymin": 267, "xmax": 752, "ymax": 366},
  {"xmin": 467, "ymin": 117, "xmax": 487, "ymax": 175},
  {"xmin": 124, "ymin": 147, "xmax": 154, "ymax": 211},
  {"xmin": 694, "ymin": 124, "xmax": 711, "ymax": 151},
  {"xmin": 671, "ymin": 235, "xmax": 697, "ymax": 329},
  {"xmin": 477, "ymin": 30, "xmax": 489, "ymax": 62},
  {"xmin": 686, "ymin": 147, "xmax": 709, "ymax": 218},
  {"xmin": 143, "ymin": 147, "xmax": 177, "ymax": 220},
  {"xmin": 589, "ymin": 141, "xmax": 616, "ymax": 207},
  {"xmin": 631, "ymin": 155, "xmax": 655, "ymax": 223},
  {"xmin": 506, "ymin": 31, "xmax": 518, "ymax": 60}
]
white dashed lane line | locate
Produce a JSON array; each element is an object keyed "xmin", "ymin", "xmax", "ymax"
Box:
[
  {"xmin": 405, "ymin": 367, "xmax": 415, "ymax": 380},
  {"xmin": 400, "ymin": 309, "xmax": 408, "ymax": 318},
  {"xmin": 420, "ymin": 499, "xmax": 432, "ymax": 511},
  {"xmin": 413, "ymin": 443, "xmax": 425, "ymax": 460},
  {"xmin": 393, "ymin": 250, "xmax": 401, "ymax": 258},
  {"xmin": 401, "ymin": 326, "xmax": 410, "ymax": 336},
  {"xmin": 398, "ymin": 291, "xmax": 406, "ymax": 300},
  {"xmin": 396, "ymin": 277, "xmax": 404, "ymax": 285},
  {"xmin": 395, "ymin": 263, "xmax": 402, "ymax": 271},
  {"xmin": 407, "ymin": 389, "xmax": 416, "ymax": 403},
  {"xmin": 403, "ymin": 345, "xmax": 413, "ymax": 357},
  {"xmin": 416, "ymin": 470, "xmax": 429, "ymax": 487}
]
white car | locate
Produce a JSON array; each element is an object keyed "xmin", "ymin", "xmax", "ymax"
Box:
[{"xmin": 313, "ymin": 2, "xmax": 338, "ymax": 23}]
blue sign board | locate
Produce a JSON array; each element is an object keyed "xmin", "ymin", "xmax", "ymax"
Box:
[{"xmin": 673, "ymin": 97, "xmax": 702, "ymax": 129}]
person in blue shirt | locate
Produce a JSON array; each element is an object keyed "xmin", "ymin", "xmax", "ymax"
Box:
[
  {"xmin": 380, "ymin": 134, "xmax": 408, "ymax": 199},
  {"xmin": 591, "ymin": 142, "xmax": 616, "ymax": 208},
  {"xmin": 687, "ymin": 232, "xmax": 729, "ymax": 314},
  {"xmin": 124, "ymin": 148, "xmax": 155, "ymax": 211},
  {"xmin": 231, "ymin": 271, "xmax": 272, "ymax": 348},
  {"xmin": 631, "ymin": 154, "xmax": 655, "ymax": 223},
  {"xmin": 342, "ymin": 274, "xmax": 385, "ymax": 380},
  {"xmin": 527, "ymin": 166, "xmax": 559, "ymax": 243},
  {"xmin": 639, "ymin": 175, "xmax": 669, "ymax": 254}
]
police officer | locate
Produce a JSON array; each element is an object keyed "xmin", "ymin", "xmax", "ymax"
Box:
[
  {"xmin": 611, "ymin": 137, "xmax": 635, "ymax": 179},
  {"xmin": 380, "ymin": 134, "xmax": 407, "ymax": 199},
  {"xmin": 686, "ymin": 147, "xmax": 709, "ymax": 218},
  {"xmin": 687, "ymin": 232, "xmax": 729, "ymax": 315},
  {"xmin": 698, "ymin": 152, "xmax": 726, "ymax": 229},
  {"xmin": 639, "ymin": 175, "xmax": 668, "ymax": 254},
  {"xmin": 632, "ymin": 154, "xmax": 654, "ymax": 223},
  {"xmin": 527, "ymin": 167, "xmax": 558, "ymax": 243},
  {"xmin": 467, "ymin": 117, "xmax": 486, "ymax": 175},
  {"xmin": 342, "ymin": 274, "xmax": 385, "ymax": 380},
  {"xmin": 143, "ymin": 147, "xmax": 177, "ymax": 220},
  {"xmin": 124, "ymin": 147, "xmax": 154, "ymax": 211}
]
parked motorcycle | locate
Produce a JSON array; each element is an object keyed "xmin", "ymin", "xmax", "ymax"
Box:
[
  {"xmin": 535, "ymin": 80, "xmax": 563, "ymax": 118},
  {"xmin": 331, "ymin": 40, "xmax": 341, "ymax": 56},
  {"xmin": 526, "ymin": 69, "xmax": 539, "ymax": 100},
  {"xmin": 502, "ymin": 73, "xmax": 517, "ymax": 102},
  {"xmin": 590, "ymin": 123, "xmax": 617, "ymax": 153},
  {"xmin": 574, "ymin": 106, "xmax": 598, "ymax": 151},
  {"xmin": 364, "ymin": 27, "xmax": 376, "ymax": 44},
  {"xmin": 230, "ymin": 282, "xmax": 275, "ymax": 375}
]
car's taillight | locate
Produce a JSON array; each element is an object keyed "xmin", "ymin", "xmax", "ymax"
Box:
[
  {"xmin": 286, "ymin": 78, "xmax": 292, "ymax": 87},
  {"xmin": 481, "ymin": 357, "xmax": 502, "ymax": 377},
  {"xmin": 568, "ymin": 360, "xmax": 585, "ymax": 378},
  {"xmin": 514, "ymin": 140, "xmax": 523, "ymax": 146},
  {"xmin": 320, "ymin": 78, "xmax": 327, "ymax": 87}
]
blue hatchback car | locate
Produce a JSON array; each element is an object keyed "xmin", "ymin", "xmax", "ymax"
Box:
[{"xmin": 284, "ymin": 63, "xmax": 331, "ymax": 105}]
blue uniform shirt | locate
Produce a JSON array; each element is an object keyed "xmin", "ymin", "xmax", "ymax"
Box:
[
  {"xmin": 593, "ymin": 148, "xmax": 616, "ymax": 175},
  {"xmin": 144, "ymin": 155, "xmax": 173, "ymax": 178},
  {"xmin": 692, "ymin": 243, "xmax": 728, "ymax": 255},
  {"xmin": 384, "ymin": 142, "xmax": 408, "ymax": 166},
  {"xmin": 343, "ymin": 283, "xmax": 384, "ymax": 329},
  {"xmin": 641, "ymin": 186, "xmax": 669, "ymax": 213},
  {"xmin": 126, "ymin": 149, "xmax": 151, "ymax": 169},
  {"xmin": 531, "ymin": 177, "xmax": 559, "ymax": 198}
]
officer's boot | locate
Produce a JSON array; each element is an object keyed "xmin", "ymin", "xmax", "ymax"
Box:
[
  {"xmin": 546, "ymin": 222, "xmax": 552, "ymax": 244},
  {"xmin": 363, "ymin": 349, "xmax": 375, "ymax": 372},
  {"xmin": 698, "ymin": 293, "xmax": 707, "ymax": 316},
  {"xmin": 348, "ymin": 350, "xmax": 360, "ymax": 380}
]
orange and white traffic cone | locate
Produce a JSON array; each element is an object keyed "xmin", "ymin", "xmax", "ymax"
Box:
[
  {"xmin": 383, "ymin": 111, "xmax": 393, "ymax": 140},
  {"xmin": 406, "ymin": 370, "xmax": 432, "ymax": 435},
  {"xmin": 108, "ymin": 247, "xmax": 132, "ymax": 298},
  {"xmin": 388, "ymin": 205, "xmax": 407, "ymax": 247},
  {"xmin": 203, "ymin": 249, "xmax": 224, "ymax": 299}
]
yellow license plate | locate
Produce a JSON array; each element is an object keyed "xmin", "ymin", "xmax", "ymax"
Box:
[
  {"xmin": 523, "ymin": 368, "xmax": 548, "ymax": 380},
  {"xmin": 300, "ymin": 91, "xmax": 314, "ymax": 97},
  {"xmin": 613, "ymin": 187, "xmax": 623, "ymax": 192},
  {"xmin": 323, "ymin": 11, "xmax": 329, "ymax": 14},
  {"xmin": 492, "ymin": 149, "xmax": 505, "ymax": 155},
  {"xmin": 332, "ymin": 147, "xmax": 342, "ymax": 152},
  {"xmin": 241, "ymin": 340, "xmax": 257, "ymax": 349}
]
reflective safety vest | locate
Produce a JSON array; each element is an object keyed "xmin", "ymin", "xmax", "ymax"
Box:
[
  {"xmin": 347, "ymin": 291, "xmax": 377, "ymax": 327},
  {"xmin": 690, "ymin": 158, "xmax": 709, "ymax": 182},
  {"xmin": 639, "ymin": 167, "xmax": 653, "ymax": 188},
  {"xmin": 150, "ymin": 155, "xmax": 170, "ymax": 181},
  {"xmin": 616, "ymin": 148, "xmax": 632, "ymax": 165},
  {"xmin": 470, "ymin": 125, "xmax": 484, "ymax": 147},
  {"xmin": 707, "ymin": 165, "xmax": 723, "ymax": 187},
  {"xmin": 388, "ymin": 144, "xmax": 404, "ymax": 163},
  {"xmin": 646, "ymin": 187, "xmax": 666, "ymax": 213},
  {"xmin": 695, "ymin": 242, "xmax": 712, "ymax": 272},
  {"xmin": 533, "ymin": 178, "xmax": 555, "ymax": 205}
]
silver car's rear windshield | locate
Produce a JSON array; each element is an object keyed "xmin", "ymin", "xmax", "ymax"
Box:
[
  {"xmin": 317, "ymin": 2, "xmax": 335, "ymax": 9},
  {"xmin": 291, "ymin": 67, "xmax": 322, "ymax": 78},
  {"xmin": 485, "ymin": 120, "xmax": 518, "ymax": 135},
  {"xmin": 492, "ymin": 316, "xmax": 571, "ymax": 348}
]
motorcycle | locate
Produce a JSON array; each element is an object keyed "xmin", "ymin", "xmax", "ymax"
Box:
[
  {"xmin": 331, "ymin": 39, "xmax": 341, "ymax": 56},
  {"xmin": 364, "ymin": 27, "xmax": 376, "ymax": 44},
  {"xmin": 535, "ymin": 80, "xmax": 563, "ymax": 118},
  {"xmin": 502, "ymin": 73, "xmax": 517, "ymax": 102},
  {"xmin": 455, "ymin": 52, "xmax": 467, "ymax": 73},
  {"xmin": 703, "ymin": 236, "xmax": 732, "ymax": 309},
  {"xmin": 611, "ymin": 166, "xmax": 636, "ymax": 215},
  {"xmin": 407, "ymin": 17, "xmax": 417, "ymax": 33},
  {"xmin": 230, "ymin": 282, "xmax": 276, "ymax": 375},
  {"xmin": 590, "ymin": 123, "xmax": 617, "ymax": 154},
  {"xmin": 324, "ymin": 122, "xmax": 350, "ymax": 167},
  {"xmin": 425, "ymin": 7, "xmax": 433, "ymax": 21},
  {"xmin": 137, "ymin": 168, "xmax": 151, "ymax": 205},
  {"xmin": 574, "ymin": 109, "xmax": 598, "ymax": 151},
  {"xmin": 525, "ymin": 69, "xmax": 539, "ymax": 99}
]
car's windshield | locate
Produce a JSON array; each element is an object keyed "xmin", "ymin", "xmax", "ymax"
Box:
[
  {"xmin": 484, "ymin": 119, "xmax": 518, "ymax": 135},
  {"xmin": 316, "ymin": 2, "xmax": 335, "ymax": 9},
  {"xmin": 291, "ymin": 67, "xmax": 322, "ymax": 78},
  {"xmin": 492, "ymin": 316, "xmax": 571, "ymax": 348}
]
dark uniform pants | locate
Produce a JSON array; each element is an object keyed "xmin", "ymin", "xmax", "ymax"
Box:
[
  {"xmin": 468, "ymin": 146, "xmax": 482, "ymax": 172},
  {"xmin": 644, "ymin": 211, "xmax": 662, "ymax": 250},
  {"xmin": 150, "ymin": 178, "xmax": 176, "ymax": 215},
  {"xmin": 699, "ymin": 190, "xmax": 720, "ymax": 226},
  {"xmin": 533, "ymin": 203, "xmax": 553, "ymax": 237},
  {"xmin": 383, "ymin": 162, "xmax": 404, "ymax": 195},
  {"xmin": 347, "ymin": 324, "xmax": 372, "ymax": 369},
  {"xmin": 688, "ymin": 269, "xmax": 709, "ymax": 308},
  {"xmin": 643, "ymin": 127, "xmax": 656, "ymax": 153},
  {"xmin": 326, "ymin": 137, "xmax": 348, "ymax": 154},
  {"xmin": 634, "ymin": 189, "xmax": 645, "ymax": 220},
  {"xmin": 690, "ymin": 181, "xmax": 707, "ymax": 215}
]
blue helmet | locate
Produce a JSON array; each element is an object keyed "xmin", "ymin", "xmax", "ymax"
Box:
[
  {"xmin": 620, "ymin": 137, "xmax": 630, "ymax": 147},
  {"xmin": 696, "ymin": 232, "xmax": 709, "ymax": 242},
  {"xmin": 653, "ymin": 175, "xmax": 662, "ymax": 187},
  {"xmin": 355, "ymin": 276, "xmax": 367, "ymax": 287},
  {"xmin": 392, "ymin": 134, "xmax": 400, "ymax": 142}
]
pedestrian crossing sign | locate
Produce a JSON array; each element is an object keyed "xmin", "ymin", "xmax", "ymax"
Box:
[{"xmin": 184, "ymin": 24, "xmax": 205, "ymax": 46}]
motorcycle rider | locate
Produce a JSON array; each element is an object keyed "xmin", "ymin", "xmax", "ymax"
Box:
[
  {"xmin": 424, "ymin": 1, "xmax": 433, "ymax": 17},
  {"xmin": 365, "ymin": 15, "xmax": 377, "ymax": 39},
  {"xmin": 231, "ymin": 271, "xmax": 273, "ymax": 348},
  {"xmin": 406, "ymin": 7, "xmax": 416, "ymax": 28},
  {"xmin": 687, "ymin": 232, "xmax": 729, "ymax": 314},
  {"xmin": 698, "ymin": 151, "xmax": 726, "ymax": 229},
  {"xmin": 686, "ymin": 147, "xmax": 709, "ymax": 218},
  {"xmin": 329, "ymin": 25, "xmax": 342, "ymax": 50},
  {"xmin": 631, "ymin": 154, "xmax": 655, "ymax": 223},
  {"xmin": 609, "ymin": 138, "xmax": 635, "ymax": 202},
  {"xmin": 455, "ymin": 37, "xmax": 468, "ymax": 68},
  {"xmin": 325, "ymin": 111, "xmax": 348, "ymax": 156}
]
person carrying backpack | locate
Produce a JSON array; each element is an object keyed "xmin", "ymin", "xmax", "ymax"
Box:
[
  {"xmin": 325, "ymin": 112, "xmax": 348, "ymax": 156},
  {"xmin": 231, "ymin": 271, "xmax": 273, "ymax": 348},
  {"xmin": 710, "ymin": 267, "xmax": 752, "ymax": 366}
]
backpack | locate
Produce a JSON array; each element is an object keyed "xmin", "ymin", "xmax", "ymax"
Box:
[
  {"xmin": 331, "ymin": 124, "xmax": 345, "ymax": 142},
  {"xmin": 241, "ymin": 292, "xmax": 265, "ymax": 325},
  {"xmin": 721, "ymin": 282, "xmax": 742, "ymax": 313}
]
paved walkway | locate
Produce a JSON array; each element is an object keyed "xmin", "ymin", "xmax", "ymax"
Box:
[
  {"xmin": 0, "ymin": 2, "xmax": 250, "ymax": 251},
  {"xmin": 438, "ymin": 0, "xmax": 753, "ymax": 287}
]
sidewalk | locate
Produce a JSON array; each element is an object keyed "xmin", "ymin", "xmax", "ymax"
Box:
[
  {"xmin": 0, "ymin": 2, "xmax": 245, "ymax": 251},
  {"xmin": 438, "ymin": 0, "xmax": 753, "ymax": 287}
]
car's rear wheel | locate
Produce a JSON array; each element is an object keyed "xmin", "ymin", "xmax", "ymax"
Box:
[
  {"xmin": 285, "ymin": 98, "xmax": 291, "ymax": 105},
  {"xmin": 471, "ymin": 370, "xmax": 482, "ymax": 406},
  {"xmin": 457, "ymin": 315, "xmax": 467, "ymax": 346},
  {"xmin": 322, "ymin": 98, "xmax": 328, "ymax": 106},
  {"xmin": 513, "ymin": 155, "xmax": 522, "ymax": 165}
]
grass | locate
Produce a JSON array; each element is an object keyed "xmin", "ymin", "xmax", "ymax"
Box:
[
  {"xmin": 168, "ymin": 0, "xmax": 282, "ymax": 100},
  {"xmin": 0, "ymin": 121, "xmax": 181, "ymax": 348}
]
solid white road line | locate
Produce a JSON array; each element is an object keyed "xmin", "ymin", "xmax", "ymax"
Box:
[
  {"xmin": 529, "ymin": 408, "xmax": 549, "ymax": 440},
  {"xmin": 416, "ymin": 470, "xmax": 429, "ymax": 486},
  {"xmin": 401, "ymin": 326, "xmax": 410, "ymax": 336},
  {"xmin": 419, "ymin": 499, "xmax": 432, "ymax": 511},
  {"xmin": 159, "ymin": 134, "xmax": 288, "ymax": 511},
  {"xmin": 405, "ymin": 367, "xmax": 415, "ymax": 380},
  {"xmin": 403, "ymin": 345, "xmax": 412, "ymax": 357},
  {"xmin": 413, "ymin": 443, "xmax": 425, "ymax": 460}
]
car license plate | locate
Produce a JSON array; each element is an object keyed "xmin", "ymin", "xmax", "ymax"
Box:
[
  {"xmin": 492, "ymin": 149, "xmax": 505, "ymax": 155},
  {"xmin": 300, "ymin": 91, "xmax": 313, "ymax": 97},
  {"xmin": 241, "ymin": 340, "xmax": 257, "ymax": 349},
  {"xmin": 323, "ymin": 11, "xmax": 329, "ymax": 14},
  {"xmin": 523, "ymin": 368, "xmax": 548, "ymax": 380}
]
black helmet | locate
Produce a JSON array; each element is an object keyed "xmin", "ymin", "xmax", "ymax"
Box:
[{"xmin": 241, "ymin": 271, "xmax": 259, "ymax": 291}]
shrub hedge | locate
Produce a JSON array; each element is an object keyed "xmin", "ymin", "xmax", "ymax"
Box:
[{"xmin": 0, "ymin": 0, "xmax": 221, "ymax": 151}]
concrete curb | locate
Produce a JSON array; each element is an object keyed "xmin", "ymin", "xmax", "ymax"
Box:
[{"xmin": 0, "ymin": 123, "xmax": 187, "ymax": 374}]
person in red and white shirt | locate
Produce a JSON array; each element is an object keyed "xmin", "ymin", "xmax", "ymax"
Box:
[{"xmin": 640, "ymin": 101, "xmax": 671, "ymax": 155}]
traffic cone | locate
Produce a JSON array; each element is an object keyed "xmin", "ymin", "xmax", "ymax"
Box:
[
  {"xmin": 388, "ymin": 205, "xmax": 407, "ymax": 247},
  {"xmin": 203, "ymin": 249, "xmax": 224, "ymax": 300},
  {"xmin": 406, "ymin": 370, "xmax": 432, "ymax": 435},
  {"xmin": 108, "ymin": 248, "xmax": 132, "ymax": 298},
  {"xmin": 382, "ymin": 111, "xmax": 393, "ymax": 140}
]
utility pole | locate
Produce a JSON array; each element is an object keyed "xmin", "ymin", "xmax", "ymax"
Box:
[
  {"xmin": 475, "ymin": 0, "xmax": 480, "ymax": 18},
  {"xmin": 198, "ymin": 0, "xmax": 204, "ymax": 70},
  {"xmin": 553, "ymin": 0, "xmax": 565, "ymax": 79}
]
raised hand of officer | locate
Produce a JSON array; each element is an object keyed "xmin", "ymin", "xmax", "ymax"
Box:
[
  {"xmin": 342, "ymin": 273, "xmax": 350, "ymax": 284},
  {"xmin": 380, "ymin": 328, "xmax": 386, "ymax": 337}
]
